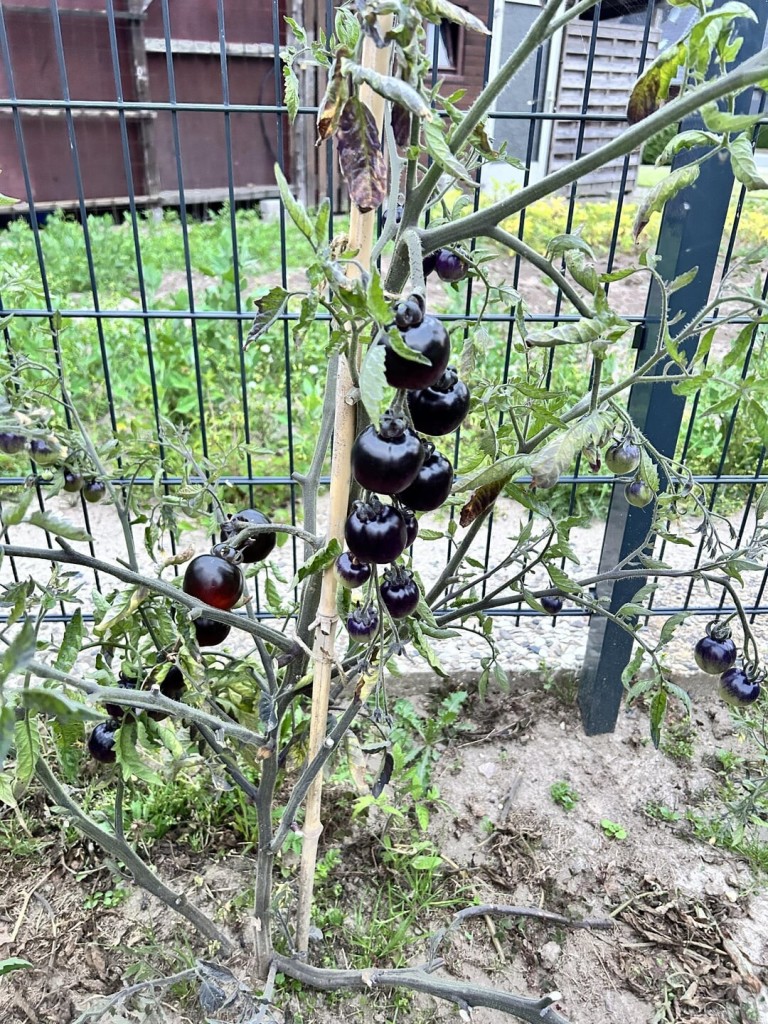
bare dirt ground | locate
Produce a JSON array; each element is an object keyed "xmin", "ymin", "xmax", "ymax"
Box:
[{"xmin": 2, "ymin": 679, "xmax": 766, "ymax": 1024}]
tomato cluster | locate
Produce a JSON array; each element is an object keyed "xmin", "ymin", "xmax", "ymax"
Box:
[
  {"xmin": 339, "ymin": 294, "xmax": 473, "ymax": 639},
  {"xmin": 692, "ymin": 623, "xmax": 762, "ymax": 707},
  {"xmin": 0, "ymin": 417, "xmax": 105, "ymax": 501},
  {"xmin": 423, "ymin": 248, "xmax": 469, "ymax": 283},
  {"xmin": 600, "ymin": 435, "xmax": 654, "ymax": 509}
]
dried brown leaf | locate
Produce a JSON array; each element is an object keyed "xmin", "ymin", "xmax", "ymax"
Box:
[{"xmin": 336, "ymin": 97, "xmax": 387, "ymax": 213}]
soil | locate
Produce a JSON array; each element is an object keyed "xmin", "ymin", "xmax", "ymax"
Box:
[{"xmin": 2, "ymin": 681, "xmax": 766, "ymax": 1024}]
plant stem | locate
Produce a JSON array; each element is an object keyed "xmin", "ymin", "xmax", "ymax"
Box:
[
  {"xmin": 0, "ymin": 542, "xmax": 294, "ymax": 652},
  {"xmin": 36, "ymin": 759, "xmax": 233, "ymax": 954}
]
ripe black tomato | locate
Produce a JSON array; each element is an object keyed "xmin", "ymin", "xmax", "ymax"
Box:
[
  {"xmin": 29, "ymin": 438, "xmax": 60, "ymax": 466},
  {"xmin": 694, "ymin": 632, "xmax": 737, "ymax": 675},
  {"xmin": 351, "ymin": 415, "xmax": 425, "ymax": 495},
  {"xmin": 422, "ymin": 251, "xmax": 438, "ymax": 278},
  {"xmin": 624, "ymin": 480, "xmax": 653, "ymax": 508},
  {"xmin": 380, "ymin": 567, "xmax": 420, "ymax": 620},
  {"xmin": 407, "ymin": 367, "xmax": 470, "ymax": 436},
  {"xmin": 347, "ymin": 605, "xmax": 379, "ymax": 639},
  {"xmin": 183, "ymin": 553, "xmax": 244, "ymax": 610},
  {"xmin": 382, "ymin": 204, "xmax": 403, "ymax": 227},
  {"xmin": 0, "ymin": 431, "xmax": 26, "ymax": 455},
  {"xmin": 394, "ymin": 293, "xmax": 425, "ymax": 332},
  {"xmin": 335, "ymin": 552, "xmax": 372, "ymax": 589},
  {"xmin": 435, "ymin": 249, "xmax": 468, "ymax": 283},
  {"xmin": 63, "ymin": 469, "xmax": 84, "ymax": 493},
  {"xmin": 220, "ymin": 508, "xmax": 276, "ymax": 563},
  {"xmin": 345, "ymin": 499, "xmax": 407, "ymax": 564},
  {"xmin": 105, "ymin": 672, "xmax": 137, "ymax": 719},
  {"xmin": 396, "ymin": 446, "xmax": 453, "ymax": 512},
  {"xmin": 148, "ymin": 665, "xmax": 186, "ymax": 721},
  {"xmin": 719, "ymin": 666, "xmax": 761, "ymax": 707},
  {"xmin": 541, "ymin": 594, "xmax": 564, "ymax": 615},
  {"xmin": 605, "ymin": 440, "xmax": 641, "ymax": 475},
  {"xmin": 379, "ymin": 315, "xmax": 450, "ymax": 390},
  {"xmin": 401, "ymin": 507, "xmax": 419, "ymax": 547},
  {"xmin": 83, "ymin": 479, "xmax": 106, "ymax": 503},
  {"xmin": 195, "ymin": 616, "xmax": 232, "ymax": 647},
  {"xmin": 88, "ymin": 720, "xmax": 119, "ymax": 763}
]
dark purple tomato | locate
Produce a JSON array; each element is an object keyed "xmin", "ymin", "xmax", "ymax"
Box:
[
  {"xmin": 394, "ymin": 294, "xmax": 425, "ymax": 332},
  {"xmin": 382, "ymin": 204, "xmax": 403, "ymax": 227},
  {"xmin": 83, "ymin": 479, "xmax": 106, "ymax": 504},
  {"xmin": 423, "ymin": 251, "xmax": 438, "ymax": 278},
  {"xmin": 719, "ymin": 667, "xmax": 761, "ymax": 707},
  {"xmin": 379, "ymin": 315, "xmax": 451, "ymax": 390},
  {"xmin": 401, "ymin": 507, "xmax": 419, "ymax": 547},
  {"xmin": 396, "ymin": 448, "xmax": 453, "ymax": 512},
  {"xmin": 335, "ymin": 552, "xmax": 372, "ymax": 589},
  {"xmin": 380, "ymin": 567, "xmax": 420, "ymax": 620},
  {"xmin": 541, "ymin": 594, "xmax": 564, "ymax": 615},
  {"xmin": 148, "ymin": 665, "xmax": 186, "ymax": 721},
  {"xmin": 88, "ymin": 720, "xmax": 119, "ymax": 764},
  {"xmin": 220, "ymin": 508, "xmax": 276, "ymax": 564},
  {"xmin": 624, "ymin": 480, "xmax": 653, "ymax": 508},
  {"xmin": 195, "ymin": 616, "xmax": 232, "ymax": 647},
  {"xmin": 695, "ymin": 634, "xmax": 737, "ymax": 675},
  {"xmin": 105, "ymin": 672, "xmax": 137, "ymax": 720},
  {"xmin": 0, "ymin": 431, "xmax": 26, "ymax": 455},
  {"xmin": 605, "ymin": 440, "xmax": 641, "ymax": 475},
  {"xmin": 435, "ymin": 249, "xmax": 468, "ymax": 283},
  {"xmin": 407, "ymin": 367, "xmax": 470, "ymax": 436},
  {"xmin": 29, "ymin": 438, "xmax": 60, "ymax": 466},
  {"xmin": 183, "ymin": 553, "xmax": 244, "ymax": 610},
  {"xmin": 345, "ymin": 499, "xmax": 407, "ymax": 564},
  {"xmin": 351, "ymin": 418, "xmax": 425, "ymax": 495},
  {"xmin": 347, "ymin": 605, "xmax": 380, "ymax": 639},
  {"xmin": 63, "ymin": 469, "xmax": 84, "ymax": 493}
]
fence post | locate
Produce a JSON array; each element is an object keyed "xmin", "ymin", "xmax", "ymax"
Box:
[{"xmin": 578, "ymin": 0, "xmax": 768, "ymax": 736}]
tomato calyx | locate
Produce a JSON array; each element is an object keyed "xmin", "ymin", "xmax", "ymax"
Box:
[
  {"xmin": 211, "ymin": 541, "xmax": 244, "ymax": 565},
  {"xmin": 347, "ymin": 604, "xmax": 380, "ymax": 639}
]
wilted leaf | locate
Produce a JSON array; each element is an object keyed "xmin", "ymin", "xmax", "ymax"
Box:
[
  {"xmin": 564, "ymin": 250, "xmax": 599, "ymax": 293},
  {"xmin": 344, "ymin": 62, "xmax": 430, "ymax": 118},
  {"xmin": 633, "ymin": 164, "xmax": 700, "ymax": 238},
  {"xmin": 729, "ymin": 134, "xmax": 768, "ymax": 191},
  {"xmin": 317, "ymin": 54, "xmax": 348, "ymax": 143},
  {"xmin": 246, "ymin": 286, "xmax": 289, "ymax": 347},
  {"xmin": 419, "ymin": 0, "xmax": 490, "ymax": 35},
  {"xmin": 391, "ymin": 102, "xmax": 411, "ymax": 148},
  {"xmin": 529, "ymin": 409, "xmax": 614, "ymax": 490},
  {"xmin": 336, "ymin": 98, "xmax": 387, "ymax": 213},
  {"xmin": 371, "ymin": 751, "xmax": 394, "ymax": 798},
  {"xmin": 627, "ymin": 42, "xmax": 686, "ymax": 124},
  {"xmin": 359, "ymin": 342, "xmax": 388, "ymax": 425},
  {"xmin": 459, "ymin": 478, "xmax": 506, "ymax": 527},
  {"xmin": 423, "ymin": 119, "xmax": 476, "ymax": 187},
  {"xmin": 454, "ymin": 455, "xmax": 523, "ymax": 495}
]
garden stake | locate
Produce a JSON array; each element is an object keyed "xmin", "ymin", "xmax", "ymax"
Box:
[{"xmin": 295, "ymin": 17, "xmax": 393, "ymax": 956}]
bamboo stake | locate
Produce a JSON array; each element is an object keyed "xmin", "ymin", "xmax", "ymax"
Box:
[{"xmin": 295, "ymin": 18, "xmax": 393, "ymax": 956}]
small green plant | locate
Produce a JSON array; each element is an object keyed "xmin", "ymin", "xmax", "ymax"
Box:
[
  {"xmin": 600, "ymin": 819, "xmax": 627, "ymax": 841},
  {"xmin": 550, "ymin": 780, "xmax": 579, "ymax": 811},
  {"xmin": 661, "ymin": 719, "xmax": 696, "ymax": 764},
  {"xmin": 644, "ymin": 802, "xmax": 681, "ymax": 823},
  {"xmin": 83, "ymin": 887, "xmax": 129, "ymax": 910}
]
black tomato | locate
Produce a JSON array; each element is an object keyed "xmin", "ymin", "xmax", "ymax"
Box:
[
  {"xmin": 220, "ymin": 508, "xmax": 276, "ymax": 563},
  {"xmin": 347, "ymin": 605, "xmax": 379, "ymax": 639},
  {"xmin": 394, "ymin": 293, "xmax": 425, "ymax": 332},
  {"xmin": 422, "ymin": 251, "xmax": 438, "ymax": 278},
  {"xmin": 183, "ymin": 553, "xmax": 244, "ymax": 610},
  {"xmin": 605, "ymin": 440, "xmax": 641, "ymax": 475},
  {"xmin": 382, "ymin": 204, "xmax": 403, "ymax": 227},
  {"xmin": 401, "ymin": 507, "xmax": 419, "ymax": 547},
  {"xmin": 0, "ymin": 431, "xmax": 26, "ymax": 455},
  {"xmin": 694, "ymin": 631, "xmax": 737, "ymax": 676},
  {"xmin": 345, "ymin": 498, "xmax": 407, "ymax": 564},
  {"xmin": 541, "ymin": 594, "xmax": 564, "ymax": 615},
  {"xmin": 88, "ymin": 720, "xmax": 119, "ymax": 764},
  {"xmin": 83, "ymin": 479, "xmax": 106, "ymax": 504},
  {"xmin": 396, "ymin": 446, "xmax": 453, "ymax": 512},
  {"xmin": 195, "ymin": 616, "xmax": 232, "ymax": 647},
  {"xmin": 105, "ymin": 672, "xmax": 137, "ymax": 720},
  {"xmin": 29, "ymin": 438, "xmax": 60, "ymax": 466},
  {"xmin": 435, "ymin": 249, "xmax": 468, "ymax": 283},
  {"xmin": 63, "ymin": 469, "xmax": 84, "ymax": 493},
  {"xmin": 624, "ymin": 480, "xmax": 653, "ymax": 508},
  {"xmin": 148, "ymin": 665, "xmax": 186, "ymax": 721},
  {"xmin": 379, "ymin": 315, "xmax": 451, "ymax": 390},
  {"xmin": 719, "ymin": 666, "xmax": 761, "ymax": 707},
  {"xmin": 335, "ymin": 552, "xmax": 372, "ymax": 589},
  {"xmin": 380, "ymin": 566, "xmax": 420, "ymax": 620},
  {"xmin": 407, "ymin": 367, "xmax": 470, "ymax": 436},
  {"xmin": 351, "ymin": 414, "xmax": 425, "ymax": 495}
]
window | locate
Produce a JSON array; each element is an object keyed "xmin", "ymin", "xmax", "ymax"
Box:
[{"xmin": 426, "ymin": 20, "xmax": 463, "ymax": 74}]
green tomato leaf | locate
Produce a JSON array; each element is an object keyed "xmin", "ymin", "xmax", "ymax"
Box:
[
  {"xmin": 20, "ymin": 687, "xmax": 102, "ymax": 724},
  {"xmin": 728, "ymin": 134, "xmax": 768, "ymax": 191},
  {"xmin": 54, "ymin": 608, "xmax": 83, "ymax": 673},
  {"xmin": 0, "ymin": 958, "xmax": 33, "ymax": 976},
  {"xmin": 3, "ymin": 488, "xmax": 34, "ymax": 527},
  {"xmin": 344, "ymin": 62, "xmax": 431, "ymax": 118},
  {"xmin": 283, "ymin": 66, "xmax": 299, "ymax": 124},
  {"xmin": 627, "ymin": 42, "xmax": 686, "ymax": 124},
  {"xmin": 657, "ymin": 130, "xmax": 721, "ymax": 165},
  {"xmin": 633, "ymin": 164, "xmax": 700, "ymax": 238},
  {"xmin": 14, "ymin": 716, "xmax": 41, "ymax": 783},
  {"xmin": 115, "ymin": 720, "xmax": 161, "ymax": 784},
  {"xmin": 358, "ymin": 342, "xmax": 388, "ymax": 426},
  {"xmin": 366, "ymin": 269, "xmax": 392, "ymax": 326},
  {"xmin": 545, "ymin": 231, "xmax": 595, "ymax": 262},
  {"xmin": 423, "ymin": 119, "xmax": 476, "ymax": 187},
  {"xmin": 291, "ymin": 537, "xmax": 342, "ymax": 589},
  {"xmin": 0, "ymin": 618, "xmax": 37, "ymax": 686},
  {"xmin": 246, "ymin": 286, "xmax": 290, "ymax": 347},
  {"xmin": 273, "ymin": 163, "xmax": 316, "ymax": 244},
  {"xmin": 0, "ymin": 705, "xmax": 14, "ymax": 768},
  {"xmin": 649, "ymin": 688, "xmax": 667, "ymax": 750},
  {"xmin": 701, "ymin": 103, "xmax": 762, "ymax": 134}
]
